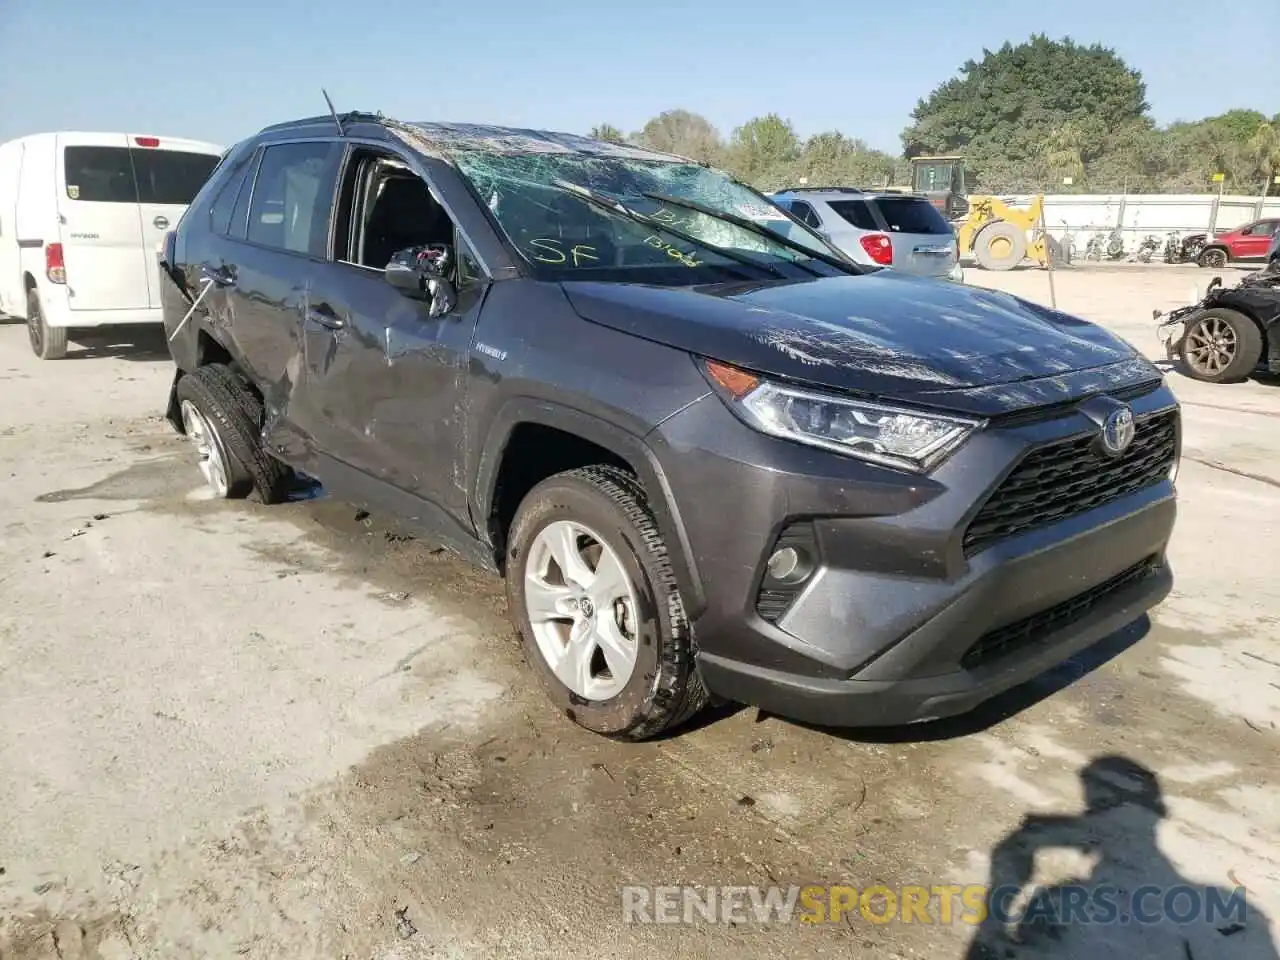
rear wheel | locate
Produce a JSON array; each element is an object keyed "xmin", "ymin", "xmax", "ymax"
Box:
[
  {"xmin": 1180, "ymin": 308, "xmax": 1262, "ymax": 383},
  {"xmin": 973, "ymin": 221, "xmax": 1026, "ymax": 271},
  {"xmin": 175, "ymin": 364, "xmax": 294, "ymax": 501},
  {"xmin": 26, "ymin": 289, "xmax": 68, "ymax": 360},
  {"xmin": 506, "ymin": 465, "xmax": 708, "ymax": 740}
]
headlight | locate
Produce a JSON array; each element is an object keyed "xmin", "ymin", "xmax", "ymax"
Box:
[{"xmin": 701, "ymin": 359, "xmax": 980, "ymax": 473}]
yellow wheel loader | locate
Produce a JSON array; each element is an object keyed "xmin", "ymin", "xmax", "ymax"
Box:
[{"xmin": 908, "ymin": 156, "xmax": 1053, "ymax": 271}]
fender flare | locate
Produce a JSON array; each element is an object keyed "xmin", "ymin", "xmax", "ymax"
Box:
[{"xmin": 473, "ymin": 397, "xmax": 706, "ymax": 617}]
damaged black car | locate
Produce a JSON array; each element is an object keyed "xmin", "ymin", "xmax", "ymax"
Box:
[{"xmin": 158, "ymin": 113, "xmax": 1180, "ymax": 740}]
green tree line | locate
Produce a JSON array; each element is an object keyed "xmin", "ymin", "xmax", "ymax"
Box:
[{"xmin": 590, "ymin": 35, "xmax": 1280, "ymax": 196}]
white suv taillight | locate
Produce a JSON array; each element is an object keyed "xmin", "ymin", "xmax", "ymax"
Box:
[
  {"xmin": 45, "ymin": 243, "xmax": 66, "ymax": 284},
  {"xmin": 858, "ymin": 233, "xmax": 893, "ymax": 266}
]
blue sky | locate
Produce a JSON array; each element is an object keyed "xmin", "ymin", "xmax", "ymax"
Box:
[{"xmin": 2, "ymin": 0, "xmax": 1276, "ymax": 153}]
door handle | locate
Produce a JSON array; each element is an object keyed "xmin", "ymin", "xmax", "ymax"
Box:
[
  {"xmin": 306, "ymin": 307, "xmax": 345, "ymax": 331},
  {"xmin": 202, "ymin": 264, "xmax": 236, "ymax": 288}
]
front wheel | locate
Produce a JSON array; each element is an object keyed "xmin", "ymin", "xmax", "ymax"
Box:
[
  {"xmin": 1197, "ymin": 247, "xmax": 1229, "ymax": 269},
  {"xmin": 1180, "ymin": 308, "xmax": 1263, "ymax": 383},
  {"xmin": 505, "ymin": 465, "xmax": 708, "ymax": 740}
]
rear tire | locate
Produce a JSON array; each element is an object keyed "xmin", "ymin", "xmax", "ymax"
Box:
[
  {"xmin": 505, "ymin": 465, "xmax": 708, "ymax": 740},
  {"xmin": 175, "ymin": 364, "xmax": 294, "ymax": 502},
  {"xmin": 973, "ymin": 221, "xmax": 1027, "ymax": 271},
  {"xmin": 26, "ymin": 289, "xmax": 68, "ymax": 360},
  {"xmin": 1179, "ymin": 308, "xmax": 1263, "ymax": 384}
]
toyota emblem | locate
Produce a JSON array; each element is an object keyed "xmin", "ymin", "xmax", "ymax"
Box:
[{"xmin": 1100, "ymin": 406, "xmax": 1135, "ymax": 456}]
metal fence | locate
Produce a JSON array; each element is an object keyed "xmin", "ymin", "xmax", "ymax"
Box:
[{"xmin": 1001, "ymin": 193, "xmax": 1280, "ymax": 244}]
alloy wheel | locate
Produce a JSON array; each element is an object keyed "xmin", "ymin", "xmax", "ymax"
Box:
[
  {"xmin": 1184, "ymin": 315, "xmax": 1237, "ymax": 378},
  {"xmin": 523, "ymin": 519, "xmax": 640, "ymax": 701},
  {"xmin": 180, "ymin": 399, "xmax": 230, "ymax": 497}
]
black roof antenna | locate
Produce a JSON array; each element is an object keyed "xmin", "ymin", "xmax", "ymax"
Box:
[{"xmin": 322, "ymin": 88, "xmax": 345, "ymax": 137}]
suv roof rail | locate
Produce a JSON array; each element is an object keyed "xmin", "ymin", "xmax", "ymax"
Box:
[
  {"xmin": 778, "ymin": 186, "xmax": 864, "ymax": 194},
  {"xmin": 259, "ymin": 111, "xmax": 386, "ymax": 134}
]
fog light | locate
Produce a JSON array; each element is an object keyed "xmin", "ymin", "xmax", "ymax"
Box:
[{"xmin": 766, "ymin": 546, "xmax": 813, "ymax": 584}]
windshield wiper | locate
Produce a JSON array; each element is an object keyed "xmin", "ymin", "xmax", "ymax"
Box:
[
  {"xmin": 550, "ymin": 180, "xmax": 785, "ymax": 280},
  {"xmin": 641, "ymin": 192, "xmax": 859, "ymax": 276}
]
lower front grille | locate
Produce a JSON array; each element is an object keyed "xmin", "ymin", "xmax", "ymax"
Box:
[
  {"xmin": 963, "ymin": 409, "xmax": 1178, "ymax": 556},
  {"xmin": 961, "ymin": 555, "xmax": 1160, "ymax": 669}
]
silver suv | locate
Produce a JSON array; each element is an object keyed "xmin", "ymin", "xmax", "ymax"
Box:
[{"xmin": 771, "ymin": 188, "xmax": 962, "ymax": 281}]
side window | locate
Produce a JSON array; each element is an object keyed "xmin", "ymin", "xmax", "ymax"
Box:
[
  {"xmin": 789, "ymin": 200, "xmax": 823, "ymax": 229},
  {"xmin": 457, "ymin": 234, "xmax": 483, "ymax": 285},
  {"xmin": 333, "ymin": 149, "xmax": 457, "ymax": 272},
  {"xmin": 246, "ymin": 142, "xmax": 340, "ymax": 256},
  {"xmin": 826, "ymin": 199, "xmax": 880, "ymax": 231},
  {"xmin": 208, "ymin": 152, "xmax": 256, "ymax": 236},
  {"xmin": 228, "ymin": 149, "xmax": 261, "ymax": 241},
  {"xmin": 1257, "ymin": 221, "xmax": 1279, "ymax": 237},
  {"xmin": 63, "ymin": 146, "xmax": 138, "ymax": 203}
]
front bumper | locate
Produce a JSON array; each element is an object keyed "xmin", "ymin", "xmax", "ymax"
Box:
[{"xmin": 649, "ymin": 381, "xmax": 1179, "ymax": 727}]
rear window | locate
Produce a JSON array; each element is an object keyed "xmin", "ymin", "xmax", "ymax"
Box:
[
  {"xmin": 826, "ymin": 199, "xmax": 878, "ymax": 231},
  {"xmin": 869, "ymin": 196, "xmax": 952, "ymax": 235},
  {"xmin": 133, "ymin": 150, "xmax": 220, "ymax": 204},
  {"xmin": 64, "ymin": 146, "xmax": 136, "ymax": 203},
  {"xmin": 62, "ymin": 146, "xmax": 218, "ymax": 205}
]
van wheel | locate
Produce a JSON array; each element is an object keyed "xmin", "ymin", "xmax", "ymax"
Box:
[
  {"xmin": 175, "ymin": 364, "xmax": 294, "ymax": 502},
  {"xmin": 26, "ymin": 289, "xmax": 68, "ymax": 360},
  {"xmin": 506, "ymin": 465, "xmax": 708, "ymax": 740}
]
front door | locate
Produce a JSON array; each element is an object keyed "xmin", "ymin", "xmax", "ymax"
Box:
[
  {"xmin": 55, "ymin": 134, "xmax": 150, "ymax": 311},
  {"xmin": 1237, "ymin": 220, "xmax": 1279, "ymax": 260},
  {"xmin": 297, "ymin": 148, "xmax": 483, "ymax": 529}
]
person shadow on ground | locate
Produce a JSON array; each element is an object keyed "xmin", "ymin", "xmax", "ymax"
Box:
[{"xmin": 964, "ymin": 755, "xmax": 1278, "ymax": 960}]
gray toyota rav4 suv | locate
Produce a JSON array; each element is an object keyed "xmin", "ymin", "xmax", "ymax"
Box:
[{"xmin": 158, "ymin": 114, "xmax": 1180, "ymax": 740}]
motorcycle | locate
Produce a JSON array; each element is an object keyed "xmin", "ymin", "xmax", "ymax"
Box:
[
  {"xmin": 1057, "ymin": 221, "xmax": 1077, "ymax": 264},
  {"xmin": 1162, "ymin": 231, "xmax": 1182, "ymax": 264},
  {"xmin": 1154, "ymin": 266, "xmax": 1280, "ymax": 383},
  {"xmin": 1131, "ymin": 234, "xmax": 1160, "ymax": 263},
  {"xmin": 1084, "ymin": 231, "xmax": 1105, "ymax": 260},
  {"xmin": 1104, "ymin": 227, "xmax": 1126, "ymax": 261}
]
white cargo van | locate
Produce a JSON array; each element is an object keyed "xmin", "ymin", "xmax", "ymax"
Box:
[{"xmin": 0, "ymin": 132, "xmax": 223, "ymax": 358}]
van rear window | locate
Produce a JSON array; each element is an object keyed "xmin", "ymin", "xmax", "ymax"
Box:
[
  {"xmin": 64, "ymin": 147, "xmax": 137, "ymax": 203},
  {"xmin": 63, "ymin": 146, "xmax": 218, "ymax": 204},
  {"xmin": 133, "ymin": 150, "xmax": 220, "ymax": 204}
]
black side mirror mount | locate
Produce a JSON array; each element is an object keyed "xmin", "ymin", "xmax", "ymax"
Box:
[{"xmin": 385, "ymin": 244, "xmax": 458, "ymax": 319}]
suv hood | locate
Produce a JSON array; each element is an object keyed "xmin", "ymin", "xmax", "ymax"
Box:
[{"xmin": 561, "ymin": 273, "xmax": 1160, "ymax": 418}]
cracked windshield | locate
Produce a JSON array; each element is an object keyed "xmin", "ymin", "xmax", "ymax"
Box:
[{"xmin": 454, "ymin": 152, "xmax": 842, "ymax": 280}]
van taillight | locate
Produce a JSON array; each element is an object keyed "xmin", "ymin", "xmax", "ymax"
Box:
[
  {"xmin": 45, "ymin": 243, "xmax": 66, "ymax": 284},
  {"xmin": 859, "ymin": 233, "xmax": 893, "ymax": 266},
  {"xmin": 134, "ymin": 136, "xmax": 160, "ymax": 148}
]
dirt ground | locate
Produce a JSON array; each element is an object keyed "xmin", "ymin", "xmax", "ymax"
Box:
[{"xmin": 1, "ymin": 263, "xmax": 1278, "ymax": 960}]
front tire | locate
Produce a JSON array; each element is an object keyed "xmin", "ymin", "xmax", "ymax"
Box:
[
  {"xmin": 1180, "ymin": 308, "xmax": 1263, "ymax": 383},
  {"xmin": 1197, "ymin": 247, "xmax": 1229, "ymax": 269},
  {"xmin": 26, "ymin": 289, "xmax": 67, "ymax": 360},
  {"xmin": 506, "ymin": 465, "xmax": 708, "ymax": 740},
  {"xmin": 973, "ymin": 221, "xmax": 1027, "ymax": 271}
]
